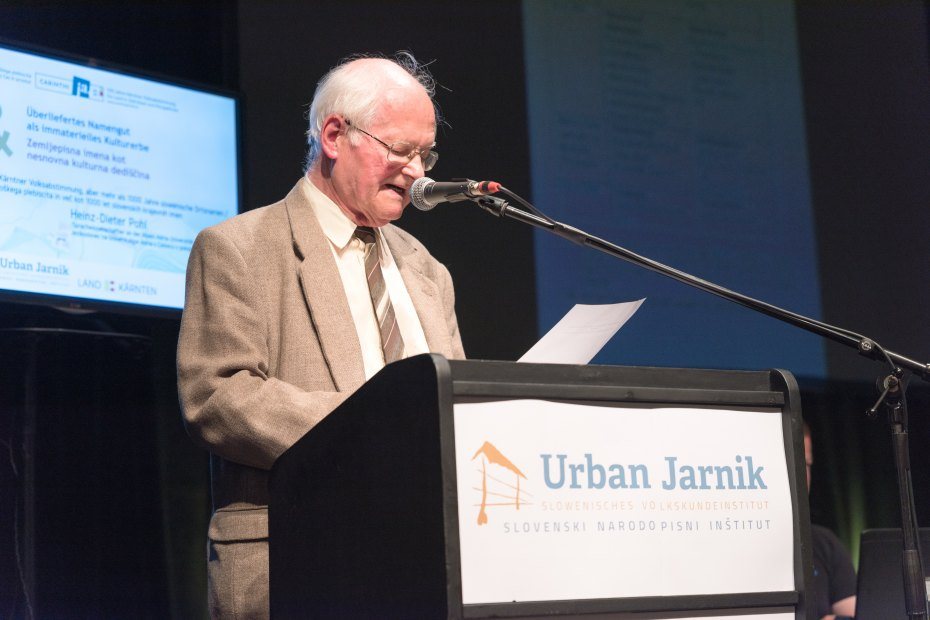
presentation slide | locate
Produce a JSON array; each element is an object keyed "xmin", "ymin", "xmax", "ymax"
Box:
[
  {"xmin": 0, "ymin": 44, "xmax": 238, "ymax": 311},
  {"xmin": 523, "ymin": 1, "xmax": 826, "ymax": 377}
]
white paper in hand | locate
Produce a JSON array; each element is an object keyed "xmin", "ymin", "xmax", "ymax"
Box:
[{"xmin": 518, "ymin": 299, "xmax": 645, "ymax": 364}]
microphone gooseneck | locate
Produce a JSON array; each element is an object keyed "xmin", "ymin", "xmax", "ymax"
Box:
[{"xmin": 410, "ymin": 177, "xmax": 501, "ymax": 211}]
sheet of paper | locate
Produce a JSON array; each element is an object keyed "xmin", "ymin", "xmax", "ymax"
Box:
[{"xmin": 518, "ymin": 299, "xmax": 645, "ymax": 364}]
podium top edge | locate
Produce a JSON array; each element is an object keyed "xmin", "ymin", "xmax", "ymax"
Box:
[{"xmin": 448, "ymin": 359, "xmax": 788, "ymax": 393}]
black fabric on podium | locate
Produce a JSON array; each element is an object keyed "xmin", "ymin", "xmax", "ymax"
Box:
[{"xmin": 270, "ymin": 354, "xmax": 455, "ymax": 618}]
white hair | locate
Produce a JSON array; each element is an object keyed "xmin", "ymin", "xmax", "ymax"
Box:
[{"xmin": 304, "ymin": 51, "xmax": 439, "ymax": 171}]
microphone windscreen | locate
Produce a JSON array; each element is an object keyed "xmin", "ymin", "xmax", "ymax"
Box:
[{"xmin": 410, "ymin": 176, "xmax": 435, "ymax": 211}]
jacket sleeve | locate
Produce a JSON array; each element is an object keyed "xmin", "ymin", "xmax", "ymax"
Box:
[{"xmin": 177, "ymin": 225, "xmax": 349, "ymax": 471}]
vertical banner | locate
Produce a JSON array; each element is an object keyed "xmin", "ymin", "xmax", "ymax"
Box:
[{"xmin": 454, "ymin": 400, "xmax": 794, "ymax": 605}]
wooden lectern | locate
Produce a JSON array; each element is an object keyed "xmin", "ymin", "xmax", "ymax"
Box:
[{"xmin": 269, "ymin": 354, "xmax": 812, "ymax": 619}]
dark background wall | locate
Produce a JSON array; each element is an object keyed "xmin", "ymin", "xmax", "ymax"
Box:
[
  {"xmin": 1, "ymin": 1, "xmax": 929, "ymax": 617},
  {"xmin": 794, "ymin": 0, "xmax": 930, "ymax": 565},
  {"xmin": 798, "ymin": 1, "xmax": 930, "ymax": 383},
  {"xmin": 237, "ymin": 0, "xmax": 537, "ymax": 362}
]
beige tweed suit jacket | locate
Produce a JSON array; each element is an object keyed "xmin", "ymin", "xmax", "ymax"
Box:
[{"xmin": 177, "ymin": 178, "xmax": 465, "ymax": 616}]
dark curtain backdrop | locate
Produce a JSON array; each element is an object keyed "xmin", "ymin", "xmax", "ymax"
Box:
[
  {"xmin": 236, "ymin": 1, "xmax": 537, "ymax": 362},
  {"xmin": 0, "ymin": 1, "xmax": 929, "ymax": 617}
]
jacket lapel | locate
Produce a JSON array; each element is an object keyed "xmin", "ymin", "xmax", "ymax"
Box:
[
  {"xmin": 284, "ymin": 180, "xmax": 365, "ymax": 392},
  {"xmin": 384, "ymin": 225, "xmax": 454, "ymax": 358}
]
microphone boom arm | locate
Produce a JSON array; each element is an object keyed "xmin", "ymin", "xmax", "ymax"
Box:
[{"xmin": 472, "ymin": 194, "xmax": 930, "ymax": 379}]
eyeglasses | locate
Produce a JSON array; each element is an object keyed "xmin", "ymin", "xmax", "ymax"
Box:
[{"xmin": 344, "ymin": 118, "xmax": 438, "ymax": 172}]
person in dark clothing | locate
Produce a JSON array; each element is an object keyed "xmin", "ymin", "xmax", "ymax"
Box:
[{"xmin": 805, "ymin": 423, "xmax": 856, "ymax": 620}]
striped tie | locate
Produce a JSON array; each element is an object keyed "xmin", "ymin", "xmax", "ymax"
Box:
[{"xmin": 354, "ymin": 226, "xmax": 405, "ymax": 364}]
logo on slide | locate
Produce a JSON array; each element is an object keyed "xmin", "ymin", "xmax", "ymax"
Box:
[
  {"xmin": 471, "ymin": 441, "xmax": 532, "ymax": 525},
  {"xmin": 0, "ymin": 105, "xmax": 11, "ymax": 157},
  {"xmin": 72, "ymin": 77, "xmax": 90, "ymax": 98},
  {"xmin": 72, "ymin": 77, "xmax": 104, "ymax": 101}
]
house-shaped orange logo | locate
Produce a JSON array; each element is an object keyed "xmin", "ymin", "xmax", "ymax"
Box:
[{"xmin": 471, "ymin": 441, "xmax": 531, "ymax": 525}]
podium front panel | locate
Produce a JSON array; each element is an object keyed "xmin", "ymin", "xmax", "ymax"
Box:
[
  {"xmin": 447, "ymin": 360, "xmax": 810, "ymax": 619},
  {"xmin": 454, "ymin": 400, "xmax": 792, "ymax": 603}
]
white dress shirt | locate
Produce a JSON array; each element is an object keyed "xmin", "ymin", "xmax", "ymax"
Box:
[{"xmin": 304, "ymin": 176, "xmax": 429, "ymax": 380}]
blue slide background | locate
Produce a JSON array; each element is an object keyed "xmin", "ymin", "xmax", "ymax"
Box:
[
  {"xmin": 0, "ymin": 44, "xmax": 238, "ymax": 310},
  {"xmin": 523, "ymin": 0, "xmax": 826, "ymax": 378}
]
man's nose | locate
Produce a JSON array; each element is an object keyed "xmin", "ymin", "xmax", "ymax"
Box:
[{"xmin": 403, "ymin": 152, "xmax": 426, "ymax": 177}]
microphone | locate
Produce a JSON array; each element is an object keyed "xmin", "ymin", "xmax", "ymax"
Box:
[{"xmin": 410, "ymin": 177, "xmax": 501, "ymax": 211}]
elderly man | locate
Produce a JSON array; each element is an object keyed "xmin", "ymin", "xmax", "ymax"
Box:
[{"xmin": 177, "ymin": 53, "xmax": 465, "ymax": 618}]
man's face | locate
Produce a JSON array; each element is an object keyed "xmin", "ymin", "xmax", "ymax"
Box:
[{"xmin": 330, "ymin": 87, "xmax": 435, "ymax": 227}]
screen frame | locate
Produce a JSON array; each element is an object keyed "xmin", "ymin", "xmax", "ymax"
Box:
[{"xmin": 0, "ymin": 35, "xmax": 243, "ymax": 319}]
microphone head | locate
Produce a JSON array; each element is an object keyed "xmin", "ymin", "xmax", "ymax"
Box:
[{"xmin": 410, "ymin": 176, "xmax": 435, "ymax": 211}]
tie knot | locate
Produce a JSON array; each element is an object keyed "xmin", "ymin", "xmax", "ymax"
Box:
[{"xmin": 354, "ymin": 226, "xmax": 376, "ymax": 245}]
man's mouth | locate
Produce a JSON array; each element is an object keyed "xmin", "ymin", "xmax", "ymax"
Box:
[{"xmin": 385, "ymin": 183, "xmax": 406, "ymax": 197}]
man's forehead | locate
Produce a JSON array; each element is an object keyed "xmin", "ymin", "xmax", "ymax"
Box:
[{"xmin": 369, "ymin": 89, "xmax": 436, "ymax": 135}]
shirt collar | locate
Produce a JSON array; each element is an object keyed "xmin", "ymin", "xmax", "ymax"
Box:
[
  {"xmin": 303, "ymin": 176, "xmax": 357, "ymax": 251},
  {"xmin": 303, "ymin": 176, "xmax": 395, "ymax": 267}
]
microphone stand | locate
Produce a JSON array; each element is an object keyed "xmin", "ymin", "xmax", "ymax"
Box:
[{"xmin": 471, "ymin": 190, "xmax": 929, "ymax": 618}]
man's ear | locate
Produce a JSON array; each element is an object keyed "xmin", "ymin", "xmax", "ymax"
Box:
[{"xmin": 320, "ymin": 114, "xmax": 345, "ymax": 160}]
